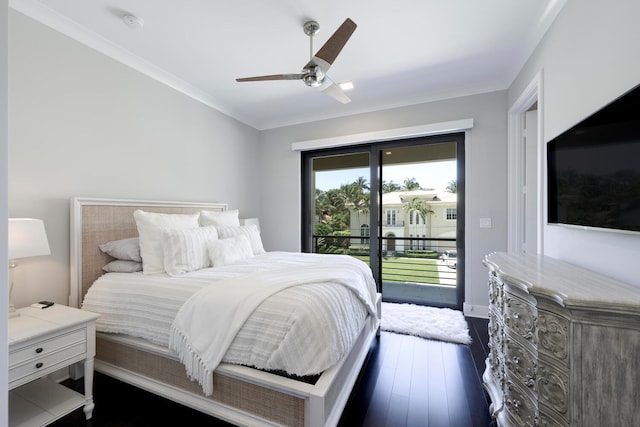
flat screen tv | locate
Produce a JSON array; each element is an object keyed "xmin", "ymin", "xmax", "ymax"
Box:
[{"xmin": 547, "ymin": 83, "xmax": 640, "ymax": 234}]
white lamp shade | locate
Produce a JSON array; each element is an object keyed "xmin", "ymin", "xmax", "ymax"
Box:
[{"xmin": 8, "ymin": 218, "xmax": 51, "ymax": 260}]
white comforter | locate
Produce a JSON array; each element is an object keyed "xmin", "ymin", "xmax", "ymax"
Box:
[{"xmin": 82, "ymin": 252, "xmax": 378, "ymax": 393}]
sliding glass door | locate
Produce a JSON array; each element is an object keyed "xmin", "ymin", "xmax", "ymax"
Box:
[{"xmin": 302, "ymin": 133, "xmax": 464, "ymax": 309}]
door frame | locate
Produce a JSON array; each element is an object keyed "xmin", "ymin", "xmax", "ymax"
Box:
[
  {"xmin": 507, "ymin": 71, "xmax": 544, "ymax": 254},
  {"xmin": 301, "ymin": 133, "xmax": 465, "ymax": 309}
]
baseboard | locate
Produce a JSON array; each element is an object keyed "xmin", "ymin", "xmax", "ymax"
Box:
[{"xmin": 463, "ymin": 303, "xmax": 489, "ymax": 319}]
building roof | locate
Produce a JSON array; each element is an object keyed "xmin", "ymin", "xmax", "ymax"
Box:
[{"xmin": 382, "ymin": 190, "xmax": 457, "ymax": 206}]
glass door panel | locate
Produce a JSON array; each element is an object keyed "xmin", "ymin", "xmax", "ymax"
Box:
[
  {"xmin": 302, "ymin": 133, "xmax": 464, "ymax": 309},
  {"xmin": 379, "ymin": 142, "xmax": 459, "ymax": 307},
  {"xmin": 309, "ymin": 152, "xmax": 372, "ymax": 267}
]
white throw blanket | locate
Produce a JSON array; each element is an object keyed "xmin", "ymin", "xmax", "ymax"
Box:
[{"xmin": 169, "ymin": 259, "xmax": 377, "ymax": 396}]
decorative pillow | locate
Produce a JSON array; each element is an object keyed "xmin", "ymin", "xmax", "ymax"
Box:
[
  {"xmin": 133, "ymin": 210, "xmax": 200, "ymax": 274},
  {"xmin": 216, "ymin": 224, "xmax": 265, "ymax": 255},
  {"xmin": 200, "ymin": 209, "xmax": 240, "ymax": 227},
  {"xmin": 207, "ymin": 234, "xmax": 253, "ymax": 267},
  {"xmin": 162, "ymin": 226, "xmax": 219, "ymax": 276},
  {"xmin": 99, "ymin": 237, "xmax": 141, "ymax": 262},
  {"xmin": 102, "ymin": 260, "xmax": 143, "ymax": 273}
]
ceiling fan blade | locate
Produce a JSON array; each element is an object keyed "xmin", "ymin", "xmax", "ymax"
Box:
[
  {"xmin": 321, "ymin": 80, "xmax": 351, "ymax": 104},
  {"xmin": 314, "ymin": 18, "xmax": 357, "ymax": 67},
  {"xmin": 236, "ymin": 73, "xmax": 304, "ymax": 82}
]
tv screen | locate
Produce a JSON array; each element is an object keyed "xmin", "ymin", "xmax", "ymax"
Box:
[{"xmin": 547, "ymin": 83, "xmax": 640, "ymax": 234}]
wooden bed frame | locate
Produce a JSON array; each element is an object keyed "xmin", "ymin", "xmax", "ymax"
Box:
[{"xmin": 69, "ymin": 197, "xmax": 381, "ymax": 427}]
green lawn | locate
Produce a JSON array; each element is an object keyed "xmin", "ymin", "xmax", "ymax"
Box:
[{"xmin": 351, "ymin": 255, "xmax": 441, "ymax": 285}]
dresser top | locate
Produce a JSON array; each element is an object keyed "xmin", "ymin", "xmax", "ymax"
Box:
[
  {"xmin": 8, "ymin": 305, "xmax": 100, "ymax": 345},
  {"xmin": 484, "ymin": 252, "xmax": 640, "ymax": 312}
]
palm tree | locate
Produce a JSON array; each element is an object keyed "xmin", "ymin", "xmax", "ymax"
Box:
[
  {"xmin": 404, "ymin": 197, "xmax": 434, "ymax": 249},
  {"xmin": 352, "ymin": 176, "xmax": 370, "ymax": 192},
  {"xmin": 382, "ymin": 180, "xmax": 401, "ymax": 193},
  {"xmin": 446, "ymin": 180, "xmax": 457, "ymax": 193},
  {"xmin": 344, "ymin": 177, "xmax": 370, "ymax": 238},
  {"xmin": 403, "ymin": 177, "xmax": 421, "ymax": 191}
]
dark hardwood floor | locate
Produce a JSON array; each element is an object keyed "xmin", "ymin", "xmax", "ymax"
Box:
[{"xmin": 50, "ymin": 317, "xmax": 491, "ymax": 427}]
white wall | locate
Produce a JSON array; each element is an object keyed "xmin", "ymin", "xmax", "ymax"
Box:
[
  {"xmin": 8, "ymin": 11, "xmax": 261, "ymax": 308},
  {"xmin": 2, "ymin": 0, "xmax": 9, "ymax": 422},
  {"xmin": 509, "ymin": 0, "xmax": 640, "ymax": 287},
  {"xmin": 259, "ymin": 91, "xmax": 509, "ymax": 314}
]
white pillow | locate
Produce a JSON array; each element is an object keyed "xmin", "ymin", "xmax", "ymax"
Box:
[
  {"xmin": 133, "ymin": 210, "xmax": 200, "ymax": 274},
  {"xmin": 216, "ymin": 224, "xmax": 265, "ymax": 255},
  {"xmin": 207, "ymin": 234, "xmax": 253, "ymax": 267},
  {"xmin": 99, "ymin": 237, "xmax": 141, "ymax": 262},
  {"xmin": 200, "ymin": 209, "xmax": 240, "ymax": 227},
  {"xmin": 162, "ymin": 226, "xmax": 218, "ymax": 276},
  {"xmin": 102, "ymin": 259, "xmax": 143, "ymax": 273}
]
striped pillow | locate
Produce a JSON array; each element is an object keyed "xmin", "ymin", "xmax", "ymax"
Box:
[{"xmin": 162, "ymin": 225, "xmax": 219, "ymax": 276}]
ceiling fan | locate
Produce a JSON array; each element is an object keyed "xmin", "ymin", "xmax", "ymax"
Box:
[{"xmin": 236, "ymin": 18, "xmax": 357, "ymax": 104}]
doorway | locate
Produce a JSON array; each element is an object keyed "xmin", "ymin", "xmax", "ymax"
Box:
[
  {"xmin": 302, "ymin": 133, "xmax": 465, "ymax": 309},
  {"xmin": 508, "ymin": 72, "xmax": 543, "ymax": 254}
]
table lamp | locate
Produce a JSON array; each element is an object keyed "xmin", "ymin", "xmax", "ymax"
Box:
[{"xmin": 8, "ymin": 218, "xmax": 51, "ymax": 318}]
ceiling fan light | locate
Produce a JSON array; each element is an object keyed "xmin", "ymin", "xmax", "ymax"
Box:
[{"xmin": 339, "ymin": 81, "xmax": 354, "ymax": 91}]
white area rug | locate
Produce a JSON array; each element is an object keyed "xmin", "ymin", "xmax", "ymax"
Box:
[{"xmin": 381, "ymin": 302, "xmax": 472, "ymax": 345}]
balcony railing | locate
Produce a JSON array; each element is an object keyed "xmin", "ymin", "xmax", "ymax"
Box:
[{"xmin": 311, "ymin": 234, "xmax": 457, "ymax": 288}]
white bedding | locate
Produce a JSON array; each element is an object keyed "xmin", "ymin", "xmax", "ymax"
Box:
[{"xmin": 82, "ymin": 251, "xmax": 378, "ymax": 386}]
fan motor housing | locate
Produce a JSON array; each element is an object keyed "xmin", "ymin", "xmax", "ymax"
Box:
[{"xmin": 303, "ymin": 64, "xmax": 325, "ymax": 87}]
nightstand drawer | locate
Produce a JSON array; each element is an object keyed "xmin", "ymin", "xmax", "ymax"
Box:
[
  {"xmin": 9, "ymin": 328, "xmax": 86, "ymax": 367},
  {"xmin": 9, "ymin": 341, "xmax": 87, "ymax": 384}
]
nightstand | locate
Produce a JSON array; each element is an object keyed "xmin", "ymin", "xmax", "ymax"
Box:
[{"xmin": 8, "ymin": 304, "xmax": 100, "ymax": 427}]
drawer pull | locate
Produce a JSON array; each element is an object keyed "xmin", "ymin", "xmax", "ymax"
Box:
[
  {"xmin": 35, "ymin": 362, "xmax": 43, "ymax": 369},
  {"xmin": 35, "ymin": 347, "xmax": 43, "ymax": 354}
]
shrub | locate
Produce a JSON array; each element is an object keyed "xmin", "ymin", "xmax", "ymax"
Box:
[{"xmin": 403, "ymin": 249, "xmax": 439, "ymax": 259}]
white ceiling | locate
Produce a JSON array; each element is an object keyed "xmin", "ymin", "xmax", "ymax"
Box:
[{"xmin": 11, "ymin": 0, "xmax": 566, "ymax": 130}]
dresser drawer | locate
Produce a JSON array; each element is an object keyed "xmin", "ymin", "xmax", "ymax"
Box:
[
  {"xmin": 536, "ymin": 310, "xmax": 569, "ymax": 363},
  {"xmin": 505, "ymin": 379, "xmax": 537, "ymax": 427},
  {"xmin": 9, "ymin": 328, "xmax": 86, "ymax": 367},
  {"xmin": 504, "ymin": 336, "xmax": 537, "ymax": 390},
  {"xmin": 9, "ymin": 341, "xmax": 87, "ymax": 384},
  {"xmin": 504, "ymin": 293, "xmax": 537, "ymax": 343},
  {"xmin": 537, "ymin": 361, "xmax": 569, "ymax": 417},
  {"xmin": 538, "ymin": 401, "xmax": 569, "ymax": 427}
]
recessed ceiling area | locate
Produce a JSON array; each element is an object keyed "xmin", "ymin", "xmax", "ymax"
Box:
[{"xmin": 10, "ymin": 0, "xmax": 566, "ymax": 130}]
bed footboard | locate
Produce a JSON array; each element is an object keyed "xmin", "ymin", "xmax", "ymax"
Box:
[{"xmin": 93, "ymin": 301, "xmax": 380, "ymax": 427}]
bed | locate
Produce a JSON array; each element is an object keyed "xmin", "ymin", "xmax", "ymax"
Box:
[{"xmin": 69, "ymin": 197, "xmax": 381, "ymax": 427}]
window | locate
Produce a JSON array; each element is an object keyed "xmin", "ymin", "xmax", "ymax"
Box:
[
  {"xmin": 446, "ymin": 208, "xmax": 457, "ymax": 221},
  {"xmin": 360, "ymin": 224, "xmax": 370, "ymax": 244},
  {"xmin": 386, "ymin": 209, "xmax": 397, "ymax": 225},
  {"xmin": 409, "ymin": 211, "xmax": 413, "ymax": 225}
]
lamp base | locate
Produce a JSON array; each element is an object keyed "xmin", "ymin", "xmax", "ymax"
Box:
[{"xmin": 8, "ymin": 304, "xmax": 20, "ymax": 318}]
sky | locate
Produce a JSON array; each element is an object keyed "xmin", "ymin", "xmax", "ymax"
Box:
[{"xmin": 315, "ymin": 160, "xmax": 456, "ymax": 192}]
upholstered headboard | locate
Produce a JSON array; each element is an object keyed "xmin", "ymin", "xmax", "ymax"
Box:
[{"xmin": 69, "ymin": 197, "xmax": 227, "ymax": 308}]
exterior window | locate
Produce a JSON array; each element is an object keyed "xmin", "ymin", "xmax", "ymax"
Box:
[
  {"xmin": 360, "ymin": 224, "xmax": 370, "ymax": 244},
  {"xmin": 409, "ymin": 211, "xmax": 413, "ymax": 225},
  {"xmin": 386, "ymin": 209, "xmax": 397, "ymax": 225},
  {"xmin": 446, "ymin": 208, "xmax": 457, "ymax": 221}
]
